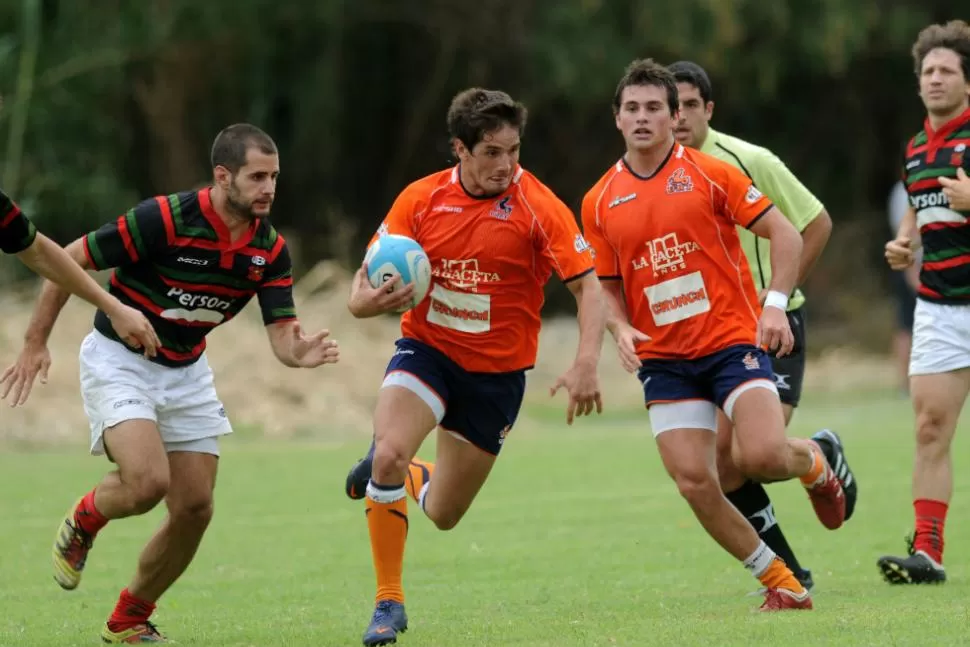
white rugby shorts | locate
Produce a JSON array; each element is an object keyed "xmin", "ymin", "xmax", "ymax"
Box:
[
  {"xmin": 78, "ymin": 330, "xmax": 230, "ymax": 456},
  {"xmin": 909, "ymin": 299, "xmax": 970, "ymax": 376}
]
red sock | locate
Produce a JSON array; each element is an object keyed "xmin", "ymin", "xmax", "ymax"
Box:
[
  {"xmin": 74, "ymin": 489, "xmax": 109, "ymax": 536},
  {"xmin": 913, "ymin": 499, "xmax": 948, "ymax": 564},
  {"xmin": 107, "ymin": 588, "xmax": 156, "ymax": 632}
]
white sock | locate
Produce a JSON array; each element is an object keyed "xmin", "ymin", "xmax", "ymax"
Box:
[{"xmin": 743, "ymin": 541, "xmax": 777, "ymax": 578}]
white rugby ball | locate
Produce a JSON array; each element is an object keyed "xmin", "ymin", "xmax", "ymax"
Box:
[{"xmin": 363, "ymin": 234, "xmax": 432, "ymax": 313}]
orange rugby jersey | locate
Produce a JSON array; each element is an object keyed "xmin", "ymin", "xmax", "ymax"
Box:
[
  {"xmin": 371, "ymin": 165, "xmax": 594, "ymax": 373},
  {"xmin": 582, "ymin": 143, "xmax": 773, "ymax": 361}
]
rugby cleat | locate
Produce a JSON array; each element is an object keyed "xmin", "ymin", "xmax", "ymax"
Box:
[
  {"xmin": 759, "ymin": 587, "xmax": 813, "ymax": 611},
  {"xmin": 362, "ymin": 600, "xmax": 408, "ymax": 646},
  {"xmin": 804, "ymin": 441, "xmax": 846, "ymax": 530},
  {"xmin": 878, "ymin": 535, "xmax": 946, "ymax": 584},
  {"xmin": 812, "ymin": 429, "xmax": 858, "ymax": 521},
  {"xmin": 100, "ymin": 621, "xmax": 166, "ymax": 643},
  {"xmin": 52, "ymin": 498, "xmax": 94, "ymax": 590},
  {"xmin": 346, "ymin": 439, "xmax": 376, "ymax": 500}
]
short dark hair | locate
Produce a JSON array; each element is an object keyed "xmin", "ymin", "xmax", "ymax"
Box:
[
  {"xmin": 446, "ymin": 88, "xmax": 528, "ymax": 151},
  {"xmin": 612, "ymin": 58, "xmax": 679, "ymax": 116},
  {"xmin": 210, "ymin": 123, "xmax": 278, "ymax": 173},
  {"xmin": 668, "ymin": 61, "xmax": 713, "ymax": 104},
  {"xmin": 911, "ymin": 19, "xmax": 970, "ymax": 80}
]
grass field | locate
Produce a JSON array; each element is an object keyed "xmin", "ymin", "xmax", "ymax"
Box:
[{"xmin": 1, "ymin": 388, "xmax": 969, "ymax": 646}]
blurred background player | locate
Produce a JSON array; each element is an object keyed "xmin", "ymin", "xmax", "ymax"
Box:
[
  {"xmin": 667, "ymin": 60, "xmax": 858, "ymax": 593},
  {"xmin": 584, "ymin": 59, "xmax": 848, "ymax": 611},
  {"xmin": 0, "ymin": 188, "xmax": 159, "ymax": 380},
  {"xmin": 343, "ymin": 87, "xmax": 605, "ymax": 645},
  {"xmin": 0, "ymin": 124, "xmax": 340, "ymax": 643},
  {"xmin": 887, "ymin": 179, "xmax": 920, "ymax": 395},
  {"xmin": 880, "ymin": 19, "xmax": 970, "ymax": 585}
]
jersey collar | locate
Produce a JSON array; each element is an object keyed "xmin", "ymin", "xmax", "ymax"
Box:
[
  {"xmin": 924, "ymin": 105, "xmax": 970, "ymax": 147},
  {"xmin": 200, "ymin": 187, "xmax": 259, "ymax": 251},
  {"xmin": 699, "ymin": 128, "xmax": 720, "ymax": 155}
]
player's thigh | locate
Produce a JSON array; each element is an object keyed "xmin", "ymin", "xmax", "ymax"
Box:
[
  {"xmin": 422, "ymin": 429, "xmax": 497, "ymax": 529},
  {"xmin": 166, "ymin": 446, "xmax": 219, "ymax": 520},
  {"xmin": 79, "ymin": 331, "xmax": 168, "ymax": 489},
  {"xmin": 910, "ymin": 369, "xmax": 970, "ymax": 445},
  {"xmin": 373, "ymin": 339, "xmax": 450, "ymax": 472},
  {"xmin": 652, "ymin": 417, "xmax": 719, "ymax": 499},
  {"xmin": 710, "ymin": 345, "xmax": 785, "ymax": 460},
  {"xmin": 714, "ymin": 408, "xmax": 747, "ymax": 491}
]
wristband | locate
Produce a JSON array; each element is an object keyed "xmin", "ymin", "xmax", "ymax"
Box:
[{"xmin": 763, "ymin": 290, "xmax": 789, "ymax": 311}]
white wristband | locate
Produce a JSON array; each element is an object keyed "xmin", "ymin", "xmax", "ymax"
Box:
[{"xmin": 763, "ymin": 290, "xmax": 789, "ymax": 311}]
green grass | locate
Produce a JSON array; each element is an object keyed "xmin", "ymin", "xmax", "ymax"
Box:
[{"xmin": 2, "ymin": 389, "xmax": 970, "ymax": 646}]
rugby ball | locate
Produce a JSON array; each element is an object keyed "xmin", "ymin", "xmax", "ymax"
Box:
[{"xmin": 363, "ymin": 234, "xmax": 432, "ymax": 312}]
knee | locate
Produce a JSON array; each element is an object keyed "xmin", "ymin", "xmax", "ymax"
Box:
[
  {"xmin": 126, "ymin": 470, "xmax": 170, "ymax": 514},
  {"xmin": 170, "ymin": 496, "xmax": 214, "ymax": 529},
  {"xmin": 372, "ymin": 440, "xmax": 412, "ymax": 483},
  {"xmin": 735, "ymin": 446, "xmax": 786, "ymax": 482},
  {"xmin": 915, "ymin": 408, "xmax": 950, "ymax": 451},
  {"xmin": 428, "ymin": 512, "xmax": 462, "ymax": 532},
  {"xmin": 673, "ymin": 468, "xmax": 721, "ymax": 508}
]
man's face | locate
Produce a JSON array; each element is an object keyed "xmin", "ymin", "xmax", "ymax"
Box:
[
  {"xmin": 919, "ymin": 48, "xmax": 970, "ymax": 117},
  {"xmin": 455, "ymin": 124, "xmax": 521, "ymax": 195},
  {"xmin": 221, "ymin": 148, "xmax": 279, "ymax": 221},
  {"xmin": 674, "ymin": 82, "xmax": 713, "ymax": 149},
  {"xmin": 615, "ymin": 83, "xmax": 677, "ymax": 153}
]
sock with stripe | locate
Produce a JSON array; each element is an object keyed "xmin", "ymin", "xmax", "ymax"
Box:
[
  {"xmin": 106, "ymin": 587, "xmax": 156, "ymax": 632},
  {"xmin": 798, "ymin": 444, "xmax": 826, "ymax": 488},
  {"xmin": 366, "ymin": 481, "xmax": 408, "ymax": 604},
  {"xmin": 744, "ymin": 541, "xmax": 805, "ymax": 594},
  {"xmin": 913, "ymin": 498, "xmax": 947, "ymax": 564},
  {"xmin": 74, "ymin": 488, "xmax": 109, "ymax": 536}
]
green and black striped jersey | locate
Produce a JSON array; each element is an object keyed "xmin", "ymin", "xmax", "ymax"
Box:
[
  {"xmin": 903, "ymin": 106, "xmax": 970, "ymax": 303},
  {"xmin": 83, "ymin": 187, "xmax": 296, "ymax": 367},
  {"xmin": 0, "ymin": 188, "xmax": 38, "ymax": 254}
]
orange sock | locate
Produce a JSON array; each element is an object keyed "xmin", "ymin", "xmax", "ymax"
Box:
[
  {"xmin": 758, "ymin": 558, "xmax": 805, "ymax": 594},
  {"xmin": 366, "ymin": 483, "xmax": 408, "ymax": 604},
  {"xmin": 405, "ymin": 458, "xmax": 435, "ymax": 504},
  {"xmin": 798, "ymin": 444, "xmax": 825, "ymax": 487}
]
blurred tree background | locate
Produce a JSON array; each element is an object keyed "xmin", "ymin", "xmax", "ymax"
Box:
[{"xmin": 0, "ymin": 0, "xmax": 963, "ymax": 353}]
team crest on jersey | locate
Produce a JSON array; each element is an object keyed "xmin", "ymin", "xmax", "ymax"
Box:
[
  {"xmin": 665, "ymin": 168, "xmax": 693, "ymax": 194},
  {"xmin": 489, "ymin": 196, "xmax": 513, "ymax": 220},
  {"xmin": 742, "ymin": 352, "xmax": 761, "ymax": 371},
  {"xmin": 951, "ymin": 144, "xmax": 965, "ymax": 167},
  {"xmin": 248, "ymin": 255, "xmax": 266, "ymax": 281}
]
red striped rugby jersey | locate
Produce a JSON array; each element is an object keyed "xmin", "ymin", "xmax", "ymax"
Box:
[{"xmin": 83, "ymin": 187, "xmax": 295, "ymax": 366}]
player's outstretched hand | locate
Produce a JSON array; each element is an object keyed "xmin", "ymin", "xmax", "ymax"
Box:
[
  {"xmin": 289, "ymin": 322, "xmax": 340, "ymax": 368},
  {"xmin": 610, "ymin": 322, "xmax": 650, "ymax": 373},
  {"xmin": 757, "ymin": 306, "xmax": 794, "ymax": 358},
  {"xmin": 104, "ymin": 302, "xmax": 160, "ymax": 358},
  {"xmin": 550, "ymin": 358, "xmax": 603, "ymax": 425},
  {"xmin": 885, "ymin": 236, "xmax": 916, "ymax": 270},
  {"xmin": 940, "ymin": 167, "xmax": 970, "ymax": 211},
  {"xmin": 0, "ymin": 341, "xmax": 52, "ymax": 407},
  {"xmin": 348, "ymin": 262, "xmax": 415, "ymax": 318}
]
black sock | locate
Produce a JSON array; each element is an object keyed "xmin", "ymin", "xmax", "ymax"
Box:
[{"xmin": 726, "ymin": 479, "xmax": 806, "ymax": 577}]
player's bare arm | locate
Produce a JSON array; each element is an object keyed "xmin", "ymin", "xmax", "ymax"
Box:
[
  {"xmin": 602, "ymin": 278, "xmax": 649, "ymax": 373},
  {"xmin": 1, "ymin": 237, "xmax": 161, "ymax": 407},
  {"xmin": 748, "ymin": 207, "xmax": 802, "ymax": 357},
  {"xmin": 939, "ymin": 167, "xmax": 970, "ymax": 210},
  {"xmin": 15, "ymin": 236, "xmax": 159, "ymax": 353},
  {"xmin": 265, "ymin": 319, "xmax": 340, "ymax": 368},
  {"xmin": 795, "ymin": 208, "xmax": 832, "ymax": 287},
  {"xmin": 550, "ymin": 272, "xmax": 606, "ymax": 424},
  {"xmin": 886, "ymin": 206, "xmax": 920, "ymax": 270},
  {"xmin": 347, "ymin": 261, "xmax": 415, "ymax": 318}
]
